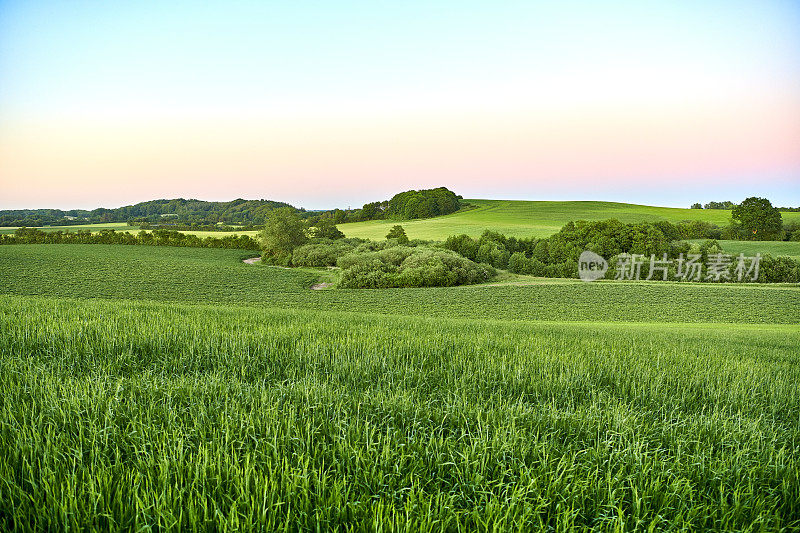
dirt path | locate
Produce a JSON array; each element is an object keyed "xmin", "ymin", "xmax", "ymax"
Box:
[
  {"xmin": 311, "ymin": 282, "xmax": 333, "ymax": 290},
  {"xmin": 242, "ymin": 257, "xmax": 261, "ymax": 264}
]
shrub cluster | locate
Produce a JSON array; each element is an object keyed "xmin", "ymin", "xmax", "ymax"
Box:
[
  {"xmin": 337, "ymin": 247, "xmax": 495, "ymax": 288},
  {"xmin": 444, "ymin": 221, "xmax": 800, "ymax": 283}
]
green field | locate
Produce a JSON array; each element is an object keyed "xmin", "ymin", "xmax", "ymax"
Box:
[
  {"xmin": 1, "ymin": 293, "xmax": 798, "ymax": 530},
  {"xmin": 339, "ymin": 199, "xmax": 800, "ymax": 240},
  {"xmin": 1, "ymin": 243, "xmax": 799, "ymax": 529},
  {"xmin": 4, "ymin": 201, "xmax": 800, "ymax": 244},
  {"xmin": 2, "ymin": 245, "xmax": 799, "ymax": 323},
  {"xmin": 702, "ymin": 239, "xmax": 800, "ymax": 261}
]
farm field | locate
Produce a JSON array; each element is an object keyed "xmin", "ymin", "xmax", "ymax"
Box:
[
  {"xmin": 1, "ymin": 244, "xmax": 799, "ymax": 324},
  {"xmin": 1, "ymin": 294, "xmax": 799, "ymax": 530},
  {"xmin": 339, "ymin": 199, "xmax": 800, "ymax": 240},
  {"xmin": 1, "ymin": 243, "xmax": 799, "ymax": 529}
]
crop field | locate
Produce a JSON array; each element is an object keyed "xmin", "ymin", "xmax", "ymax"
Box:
[
  {"xmin": 1, "ymin": 294, "xmax": 798, "ymax": 530},
  {"xmin": 339, "ymin": 199, "xmax": 800, "ymax": 240},
  {"xmin": 1, "ymin": 243, "xmax": 799, "ymax": 530},
  {"xmin": 2, "ymin": 245, "xmax": 799, "ymax": 324},
  {"xmin": 702, "ymin": 240, "xmax": 800, "ymax": 261}
]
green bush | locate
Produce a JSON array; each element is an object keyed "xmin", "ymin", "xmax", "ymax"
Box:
[
  {"xmin": 338, "ymin": 248, "xmax": 494, "ymax": 288},
  {"xmin": 291, "ymin": 240, "xmax": 355, "ymax": 267}
]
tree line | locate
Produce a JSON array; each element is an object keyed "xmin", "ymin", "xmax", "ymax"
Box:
[
  {"xmin": 0, "ymin": 228, "xmax": 260, "ymax": 250},
  {"xmin": 0, "ymin": 198, "xmax": 298, "ymax": 227}
]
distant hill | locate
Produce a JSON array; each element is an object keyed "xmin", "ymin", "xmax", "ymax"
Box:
[
  {"xmin": 0, "ymin": 198, "xmax": 299, "ymax": 227},
  {"xmin": 338, "ymin": 199, "xmax": 800, "ymax": 240}
]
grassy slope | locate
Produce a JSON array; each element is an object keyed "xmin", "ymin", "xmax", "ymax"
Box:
[
  {"xmin": 1, "ymin": 244, "xmax": 799, "ymax": 324},
  {"xmin": 1, "ymin": 294, "xmax": 798, "ymax": 530},
  {"xmin": 698, "ymin": 239, "xmax": 800, "ymax": 261},
  {"xmin": 4, "ymin": 200, "xmax": 800, "ymax": 242},
  {"xmin": 2, "ymin": 244, "xmax": 799, "ymax": 529},
  {"xmin": 339, "ymin": 199, "xmax": 800, "ymax": 240}
]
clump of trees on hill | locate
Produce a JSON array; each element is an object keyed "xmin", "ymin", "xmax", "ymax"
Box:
[
  {"xmin": 688, "ymin": 197, "xmax": 799, "ymax": 241},
  {"xmin": 310, "ymin": 187, "xmax": 465, "ymax": 225}
]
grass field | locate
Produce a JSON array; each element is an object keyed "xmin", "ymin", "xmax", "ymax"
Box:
[
  {"xmin": 2, "ymin": 243, "xmax": 799, "ymax": 529},
  {"xmin": 339, "ymin": 199, "xmax": 800, "ymax": 240},
  {"xmin": 702, "ymin": 239, "xmax": 800, "ymax": 261},
  {"xmin": 4, "ymin": 201, "xmax": 800, "ymax": 243},
  {"xmin": 1, "ymin": 294, "xmax": 798, "ymax": 530},
  {"xmin": 2, "ymin": 244, "xmax": 799, "ymax": 324}
]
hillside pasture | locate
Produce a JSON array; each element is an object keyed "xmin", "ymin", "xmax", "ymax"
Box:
[{"xmin": 339, "ymin": 199, "xmax": 800, "ymax": 240}]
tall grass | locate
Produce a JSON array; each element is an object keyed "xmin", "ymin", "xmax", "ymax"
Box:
[{"xmin": 1, "ymin": 295, "xmax": 798, "ymax": 531}]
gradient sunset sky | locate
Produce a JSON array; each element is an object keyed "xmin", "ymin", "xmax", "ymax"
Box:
[{"xmin": 1, "ymin": 0, "xmax": 799, "ymax": 210}]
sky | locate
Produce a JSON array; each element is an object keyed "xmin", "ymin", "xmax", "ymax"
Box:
[{"xmin": 1, "ymin": 0, "xmax": 799, "ymax": 210}]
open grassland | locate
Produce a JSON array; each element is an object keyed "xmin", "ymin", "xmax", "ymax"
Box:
[
  {"xmin": 701, "ymin": 240, "xmax": 800, "ymax": 261},
  {"xmin": 2, "ymin": 244, "xmax": 799, "ymax": 324},
  {"xmin": 2, "ymin": 243, "xmax": 798, "ymax": 529},
  {"xmin": 1, "ymin": 295, "xmax": 798, "ymax": 530},
  {"xmin": 339, "ymin": 199, "xmax": 800, "ymax": 240}
]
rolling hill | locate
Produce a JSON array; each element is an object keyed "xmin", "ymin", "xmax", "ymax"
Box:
[{"xmin": 338, "ymin": 199, "xmax": 800, "ymax": 240}]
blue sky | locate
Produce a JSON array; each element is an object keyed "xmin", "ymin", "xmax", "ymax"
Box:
[{"xmin": 1, "ymin": 0, "xmax": 799, "ymax": 209}]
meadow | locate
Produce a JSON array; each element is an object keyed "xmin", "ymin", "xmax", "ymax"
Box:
[
  {"xmin": 339, "ymin": 199, "xmax": 800, "ymax": 240},
  {"xmin": 705, "ymin": 240, "xmax": 800, "ymax": 262},
  {"xmin": 1, "ymin": 294, "xmax": 798, "ymax": 530},
  {"xmin": 4, "ymin": 200, "xmax": 800, "ymax": 244},
  {"xmin": 2, "ymin": 243, "xmax": 799, "ymax": 530},
  {"xmin": 1, "ymin": 244, "xmax": 799, "ymax": 324}
]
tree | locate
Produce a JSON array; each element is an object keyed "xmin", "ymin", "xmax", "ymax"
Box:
[
  {"xmin": 731, "ymin": 197, "xmax": 782, "ymax": 240},
  {"xmin": 258, "ymin": 207, "xmax": 308, "ymax": 258},
  {"xmin": 690, "ymin": 203, "xmax": 703, "ymax": 209},
  {"xmin": 311, "ymin": 218, "xmax": 345, "ymax": 239},
  {"xmin": 386, "ymin": 225, "xmax": 409, "ymax": 244}
]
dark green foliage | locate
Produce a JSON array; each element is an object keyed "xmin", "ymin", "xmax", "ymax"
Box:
[
  {"xmin": 704, "ymin": 200, "xmax": 737, "ymax": 209},
  {"xmin": 259, "ymin": 207, "xmax": 309, "ymax": 259},
  {"xmin": 444, "ymin": 220, "xmax": 800, "ymax": 282},
  {"xmin": 690, "ymin": 202, "xmax": 703, "ymax": 209},
  {"xmin": 758, "ymin": 254, "xmax": 800, "ymax": 283},
  {"xmin": 0, "ymin": 198, "xmax": 298, "ymax": 227},
  {"xmin": 385, "ymin": 187, "xmax": 462, "ymax": 219},
  {"xmin": 309, "ymin": 218, "xmax": 345, "ymax": 240},
  {"xmin": 291, "ymin": 240, "xmax": 355, "ymax": 267},
  {"xmin": 0, "ymin": 227, "xmax": 259, "ymax": 250},
  {"xmin": 731, "ymin": 197, "xmax": 783, "ymax": 240},
  {"xmin": 385, "ymin": 225, "xmax": 409, "ymax": 243},
  {"xmin": 783, "ymin": 221, "xmax": 800, "ymax": 242},
  {"xmin": 338, "ymin": 247, "xmax": 494, "ymax": 288},
  {"xmin": 675, "ymin": 220, "xmax": 722, "ymax": 240}
]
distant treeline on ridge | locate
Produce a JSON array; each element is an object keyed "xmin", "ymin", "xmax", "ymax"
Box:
[{"xmin": 0, "ymin": 187, "xmax": 464, "ymax": 227}]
